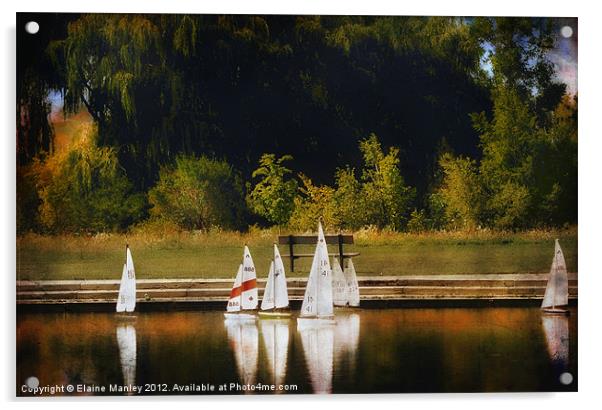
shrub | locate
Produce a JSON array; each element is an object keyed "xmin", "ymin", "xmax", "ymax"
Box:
[
  {"xmin": 333, "ymin": 167, "xmax": 366, "ymax": 230},
  {"xmin": 359, "ymin": 134, "xmax": 415, "ymax": 230},
  {"xmin": 438, "ymin": 153, "xmax": 484, "ymax": 230},
  {"xmin": 407, "ymin": 209, "xmax": 428, "ymax": 233},
  {"xmin": 148, "ymin": 155, "xmax": 246, "ymax": 230},
  {"xmin": 246, "ymin": 154, "xmax": 298, "ymax": 226},
  {"xmin": 288, "ymin": 174, "xmax": 339, "ymax": 231}
]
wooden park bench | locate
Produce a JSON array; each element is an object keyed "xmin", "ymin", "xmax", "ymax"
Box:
[{"xmin": 278, "ymin": 234, "xmax": 360, "ymax": 272}]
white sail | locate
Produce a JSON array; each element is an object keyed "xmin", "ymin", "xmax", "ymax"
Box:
[
  {"xmin": 300, "ymin": 249, "xmax": 319, "ymax": 317},
  {"xmin": 225, "ymin": 319, "xmax": 259, "ymax": 388},
  {"xmin": 260, "ymin": 319, "xmax": 289, "ymax": 389},
  {"xmin": 241, "ymin": 246, "xmax": 258, "ymax": 310},
  {"xmin": 542, "ymin": 315, "xmax": 569, "ymax": 369},
  {"xmin": 125, "ymin": 247, "xmax": 136, "ymax": 312},
  {"xmin": 116, "ymin": 246, "xmax": 136, "ymax": 313},
  {"xmin": 116, "ymin": 263, "xmax": 128, "ymax": 313},
  {"xmin": 542, "ymin": 239, "xmax": 569, "ymax": 309},
  {"xmin": 273, "ymin": 244, "xmax": 289, "ymax": 308},
  {"xmin": 300, "ymin": 222, "xmax": 333, "ymax": 318},
  {"xmin": 261, "ymin": 261, "xmax": 275, "ymax": 311},
  {"xmin": 332, "ymin": 257, "xmax": 348, "ymax": 306},
  {"xmin": 227, "ymin": 264, "xmax": 243, "ymax": 312},
  {"xmin": 116, "ymin": 324, "xmax": 137, "ymax": 391},
  {"xmin": 344, "ymin": 259, "xmax": 360, "ymax": 307},
  {"xmin": 298, "ymin": 322, "xmax": 334, "ymax": 394}
]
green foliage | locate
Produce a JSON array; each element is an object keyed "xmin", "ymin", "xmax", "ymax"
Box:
[
  {"xmin": 36, "ymin": 125, "xmax": 145, "ymax": 233},
  {"xmin": 534, "ymin": 95, "xmax": 578, "ymax": 225},
  {"xmin": 407, "ymin": 209, "xmax": 428, "ymax": 233},
  {"xmin": 333, "ymin": 167, "xmax": 365, "ymax": 230},
  {"xmin": 471, "ymin": 17, "xmax": 556, "ymax": 96},
  {"xmin": 246, "ymin": 154, "xmax": 298, "ymax": 226},
  {"xmin": 148, "ymin": 155, "xmax": 246, "ymax": 231},
  {"xmin": 288, "ymin": 174, "xmax": 339, "ymax": 232},
  {"xmin": 474, "ymin": 87, "xmax": 539, "ymax": 228},
  {"xmin": 438, "ymin": 153, "xmax": 484, "ymax": 230},
  {"xmin": 438, "ymin": 87, "xmax": 578, "ymax": 231},
  {"xmin": 18, "ymin": 15, "xmax": 577, "ymax": 233},
  {"xmin": 425, "ymin": 192, "xmax": 448, "ymax": 230},
  {"xmin": 359, "ymin": 134, "xmax": 415, "ymax": 230}
]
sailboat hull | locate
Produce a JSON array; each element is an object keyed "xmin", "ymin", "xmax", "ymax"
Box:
[
  {"xmin": 297, "ymin": 317, "xmax": 336, "ymax": 328},
  {"xmin": 224, "ymin": 312, "xmax": 257, "ymax": 321},
  {"xmin": 258, "ymin": 311, "xmax": 292, "ymax": 319},
  {"xmin": 542, "ymin": 307, "xmax": 570, "ymax": 315},
  {"xmin": 115, "ymin": 312, "xmax": 138, "ymax": 322}
]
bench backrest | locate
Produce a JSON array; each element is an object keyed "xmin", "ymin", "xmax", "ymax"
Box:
[
  {"xmin": 277, "ymin": 234, "xmax": 354, "ymax": 271},
  {"xmin": 277, "ymin": 234, "xmax": 354, "ymax": 245}
]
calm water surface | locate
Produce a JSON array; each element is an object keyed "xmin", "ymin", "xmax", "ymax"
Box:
[{"xmin": 17, "ymin": 307, "xmax": 577, "ymax": 395}]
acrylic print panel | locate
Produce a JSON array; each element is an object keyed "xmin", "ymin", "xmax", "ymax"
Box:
[{"xmin": 16, "ymin": 12, "xmax": 578, "ymax": 396}]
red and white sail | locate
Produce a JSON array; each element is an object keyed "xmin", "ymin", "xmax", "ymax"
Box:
[
  {"xmin": 241, "ymin": 246, "xmax": 258, "ymax": 310},
  {"xmin": 227, "ymin": 264, "xmax": 244, "ymax": 312}
]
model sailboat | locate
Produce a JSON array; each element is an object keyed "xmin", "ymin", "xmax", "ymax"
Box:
[
  {"xmin": 332, "ymin": 257, "xmax": 347, "ymax": 307},
  {"xmin": 298, "ymin": 221, "xmax": 335, "ymax": 326},
  {"xmin": 332, "ymin": 257, "xmax": 361, "ymax": 307},
  {"xmin": 541, "ymin": 239, "xmax": 570, "ymax": 315},
  {"xmin": 259, "ymin": 244, "xmax": 291, "ymax": 318},
  {"xmin": 225, "ymin": 246, "xmax": 258, "ymax": 320},
  {"xmin": 344, "ymin": 259, "xmax": 360, "ymax": 307},
  {"xmin": 116, "ymin": 245, "xmax": 136, "ymax": 313}
]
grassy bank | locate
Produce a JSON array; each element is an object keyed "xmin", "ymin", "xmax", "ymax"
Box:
[{"xmin": 16, "ymin": 227, "xmax": 578, "ymax": 281}]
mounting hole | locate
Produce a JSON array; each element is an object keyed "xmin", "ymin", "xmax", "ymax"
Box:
[
  {"xmin": 25, "ymin": 21, "xmax": 39, "ymax": 34},
  {"xmin": 560, "ymin": 26, "xmax": 573, "ymax": 38},
  {"xmin": 25, "ymin": 376, "xmax": 39, "ymax": 389},
  {"xmin": 559, "ymin": 372, "xmax": 573, "ymax": 385}
]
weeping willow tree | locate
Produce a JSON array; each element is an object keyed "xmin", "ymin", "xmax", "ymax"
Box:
[
  {"xmin": 50, "ymin": 14, "xmax": 199, "ymax": 188},
  {"xmin": 51, "ymin": 14, "xmax": 284, "ymax": 189},
  {"xmin": 35, "ymin": 123, "xmax": 145, "ymax": 233}
]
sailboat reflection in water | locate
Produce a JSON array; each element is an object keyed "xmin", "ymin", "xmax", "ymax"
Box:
[
  {"xmin": 542, "ymin": 314, "xmax": 569, "ymax": 374},
  {"xmin": 334, "ymin": 313, "xmax": 360, "ymax": 376},
  {"xmin": 259, "ymin": 319, "xmax": 290, "ymax": 391},
  {"xmin": 225, "ymin": 318, "xmax": 259, "ymax": 391},
  {"xmin": 298, "ymin": 321, "xmax": 334, "ymax": 393},
  {"xmin": 116, "ymin": 324, "xmax": 137, "ymax": 393}
]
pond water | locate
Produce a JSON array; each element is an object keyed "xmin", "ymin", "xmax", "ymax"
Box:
[{"xmin": 17, "ymin": 307, "xmax": 577, "ymax": 395}]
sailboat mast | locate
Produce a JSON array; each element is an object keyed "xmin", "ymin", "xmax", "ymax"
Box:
[
  {"xmin": 553, "ymin": 240, "xmax": 559, "ymax": 309},
  {"xmin": 316, "ymin": 226, "xmax": 321, "ymax": 318},
  {"xmin": 240, "ymin": 246, "xmax": 245, "ymax": 309},
  {"xmin": 272, "ymin": 244, "xmax": 276, "ymax": 312}
]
